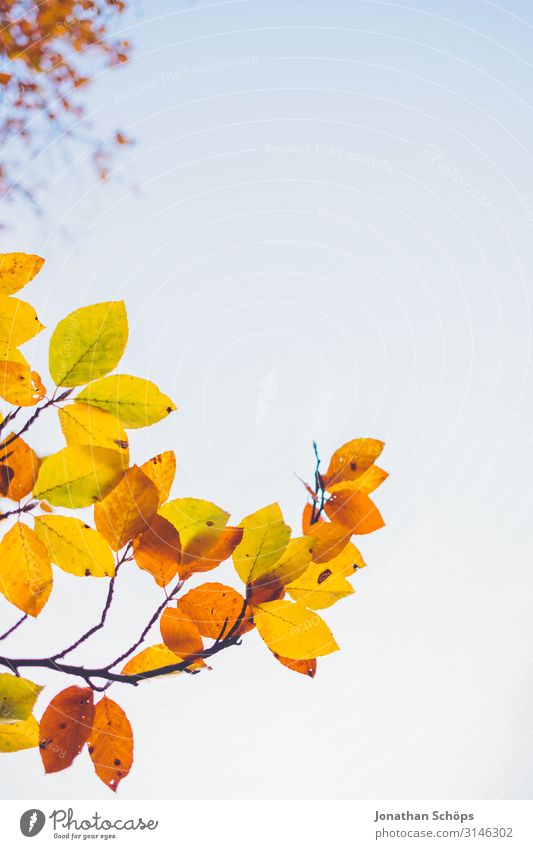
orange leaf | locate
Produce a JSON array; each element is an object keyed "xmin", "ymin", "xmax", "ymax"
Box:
[
  {"xmin": 160, "ymin": 607, "xmax": 203, "ymax": 657},
  {"xmin": 0, "ymin": 523, "xmax": 52, "ymax": 616},
  {"xmin": 94, "ymin": 466, "xmax": 159, "ymax": 550},
  {"xmin": 139, "ymin": 451, "xmax": 176, "ymax": 507},
  {"xmin": 88, "ymin": 696, "xmax": 133, "ymax": 792},
  {"xmin": 272, "ymin": 651, "xmax": 317, "ymax": 678},
  {"xmin": 132, "ymin": 514, "xmax": 181, "ymax": 587},
  {"xmin": 180, "ymin": 526, "xmax": 243, "ymax": 580},
  {"xmin": 0, "ymin": 433, "xmax": 39, "ymax": 500},
  {"xmin": 179, "ymin": 582, "xmax": 254, "ymax": 639},
  {"xmin": 306, "ymin": 522, "xmax": 351, "ymax": 563},
  {"xmin": 39, "ymin": 687, "xmax": 94, "ymax": 773},
  {"xmin": 324, "ymin": 490, "xmax": 384, "ymax": 535},
  {"xmin": 324, "ymin": 438, "xmax": 384, "ymax": 487},
  {"xmin": 0, "ymin": 362, "xmax": 46, "ymax": 406},
  {"xmin": 327, "ymin": 465, "xmax": 388, "ymax": 495}
]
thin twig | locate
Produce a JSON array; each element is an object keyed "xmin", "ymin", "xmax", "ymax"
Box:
[
  {"xmin": 0, "ymin": 613, "xmax": 28, "ymax": 642},
  {"xmin": 50, "ymin": 547, "xmax": 131, "ymax": 661},
  {"xmin": 0, "ymin": 388, "xmax": 73, "ymax": 462},
  {"xmin": 104, "ymin": 578, "xmax": 185, "ymax": 671},
  {"xmin": 0, "ymin": 501, "xmax": 37, "ymax": 522}
]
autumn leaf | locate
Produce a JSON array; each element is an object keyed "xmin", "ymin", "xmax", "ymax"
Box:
[
  {"xmin": 59, "ymin": 403, "xmax": 129, "ymax": 459},
  {"xmin": 179, "ymin": 583, "xmax": 253, "ymax": 639},
  {"xmin": 121, "ymin": 644, "xmax": 205, "ymax": 677},
  {"xmin": 0, "ymin": 295, "xmax": 44, "ymax": 346},
  {"xmin": 88, "ymin": 696, "xmax": 133, "ymax": 792},
  {"xmin": 0, "ymin": 523, "xmax": 52, "ymax": 616},
  {"xmin": 94, "ymin": 466, "xmax": 159, "ymax": 550},
  {"xmin": 77, "ymin": 374, "xmax": 176, "ymax": 428},
  {"xmin": 327, "ymin": 465, "xmax": 388, "ymax": 495},
  {"xmin": 324, "ymin": 490, "xmax": 385, "ymax": 535},
  {"xmin": 33, "ymin": 445, "xmax": 126, "ymax": 508},
  {"xmin": 49, "ymin": 301, "xmax": 128, "ymax": 387},
  {"xmin": 271, "ymin": 652, "xmax": 317, "ymax": 678},
  {"xmin": 34, "ymin": 516, "xmax": 115, "ymax": 578},
  {"xmin": 39, "ymin": 686, "xmax": 95, "ymax": 773},
  {"xmin": 139, "ymin": 451, "xmax": 176, "ymax": 507},
  {"xmin": 305, "ymin": 521, "xmax": 351, "ymax": 563},
  {"xmin": 253, "ymin": 600, "xmax": 338, "ymax": 660},
  {"xmin": 160, "ymin": 498, "xmax": 230, "ymax": 568},
  {"xmin": 0, "ymin": 433, "xmax": 39, "ymax": 500},
  {"xmin": 0, "ymin": 361, "xmax": 46, "ymax": 406},
  {"xmin": 160, "ymin": 607, "xmax": 203, "ymax": 657},
  {"xmin": 179, "ymin": 526, "xmax": 243, "ymax": 581},
  {"xmin": 0, "ymin": 253, "xmax": 44, "ymax": 296},
  {"xmin": 132, "ymin": 514, "xmax": 181, "ymax": 587},
  {"xmin": 233, "ymin": 503, "xmax": 291, "ymax": 584},
  {"xmin": 286, "ymin": 565, "xmax": 354, "ymax": 610},
  {"xmin": 250, "ymin": 536, "xmax": 315, "ymax": 590},
  {"xmin": 309, "ymin": 541, "xmax": 366, "ymax": 576},
  {"xmin": 0, "ymin": 716, "xmax": 39, "ymax": 752},
  {"xmin": 324, "ymin": 438, "xmax": 384, "ymax": 487},
  {"xmin": 0, "ymin": 673, "xmax": 43, "ymax": 721}
]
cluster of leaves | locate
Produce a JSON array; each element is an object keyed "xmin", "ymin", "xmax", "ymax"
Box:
[
  {"xmin": 0, "ymin": 252, "xmax": 387, "ymax": 791},
  {"xmin": 0, "ymin": 0, "xmax": 130, "ymax": 210}
]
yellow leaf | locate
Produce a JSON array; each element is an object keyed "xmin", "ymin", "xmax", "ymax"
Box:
[
  {"xmin": 253, "ymin": 600, "xmax": 338, "ymax": 660},
  {"xmin": 0, "ymin": 361, "xmax": 46, "ymax": 406},
  {"xmin": 121, "ymin": 644, "xmax": 205, "ymax": 677},
  {"xmin": 0, "ymin": 341, "xmax": 29, "ymax": 366},
  {"xmin": 232, "ymin": 503, "xmax": 291, "ymax": 584},
  {"xmin": 311, "ymin": 541, "xmax": 366, "ymax": 576},
  {"xmin": 0, "ymin": 715, "xmax": 39, "ymax": 752},
  {"xmin": 77, "ymin": 374, "xmax": 176, "ymax": 428},
  {"xmin": 59, "ymin": 403, "xmax": 129, "ymax": 459},
  {"xmin": 34, "ymin": 515, "xmax": 115, "ymax": 578},
  {"xmin": 94, "ymin": 466, "xmax": 159, "ymax": 550},
  {"xmin": 0, "ymin": 295, "xmax": 44, "ymax": 346},
  {"xmin": 33, "ymin": 446, "xmax": 126, "ymax": 508},
  {"xmin": 251, "ymin": 536, "xmax": 315, "ymax": 590},
  {"xmin": 0, "ymin": 523, "xmax": 52, "ymax": 616},
  {"xmin": 160, "ymin": 498, "xmax": 230, "ymax": 567},
  {"xmin": 49, "ymin": 301, "xmax": 128, "ymax": 387},
  {"xmin": 328, "ymin": 465, "xmax": 388, "ymax": 495},
  {"xmin": 324, "ymin": 438, "xmax": 384, "ymax": 487},
  {"xmin": 0, "ymin": 253, "xmax": 45, "ymax": 296},
  {"xmin": 0, "ymin": 673, "xmax": 43, "ymax": 721},
  {"xmin": 286, "ymin": 567, "xmax": 354, "ymax": 610},
  {"xmin": 139, "ymin": 451, "xmax": 176, "ymax": 507}
]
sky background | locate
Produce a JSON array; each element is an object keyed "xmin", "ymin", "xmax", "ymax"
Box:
[{"xmin": 1, "ymin": 0, "xmax": 532, "ymax": 800}]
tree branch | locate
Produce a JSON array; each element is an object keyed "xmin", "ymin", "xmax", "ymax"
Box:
[
  {"xmin": 0, "ymin": 388, "xmax": 73, "ymax": 462},
  {"xmin": 0, "ymin": 631, "xmax": 244, "ymax": 687}
]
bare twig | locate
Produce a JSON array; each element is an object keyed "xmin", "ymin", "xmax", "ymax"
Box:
[
  {"xmin": 50, "ymin": 546, "xmax": 131, "ymax": 661},
  {"xmin": 0, "ymin": 613, "xmax": 28, "ymax": 642},
  {"xmin": 0, "ymin": 501, "xmax": 37, "ymax": 522},
  {"xmin": 0, "ymin": 388, "xmax": 73, "ymax": 462}
]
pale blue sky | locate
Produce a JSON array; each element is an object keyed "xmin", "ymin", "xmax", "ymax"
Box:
[{"xmin": 1, "ymin": 0, "xmax": 532, "ymax": 800}]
